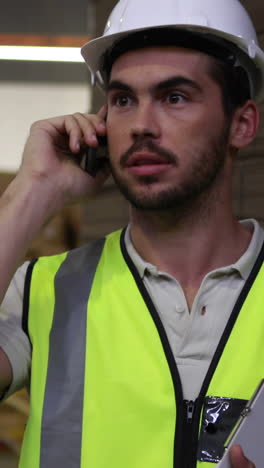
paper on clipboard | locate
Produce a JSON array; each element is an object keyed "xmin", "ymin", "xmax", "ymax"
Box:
[{"xmin": 217, "ymin": 379, "xmax": 264, "ymax": 468}]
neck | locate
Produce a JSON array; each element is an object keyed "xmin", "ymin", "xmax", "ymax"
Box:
[{"xmin": 129, "ymin": 192, "xmax": 252, "ymax": 289}]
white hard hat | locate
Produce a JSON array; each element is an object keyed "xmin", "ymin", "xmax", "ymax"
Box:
[{"xmin": 81, "ymin": 0, "xmax": 264, "ymax": 102}]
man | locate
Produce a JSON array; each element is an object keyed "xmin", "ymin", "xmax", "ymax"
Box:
[{"xmin": 0, "ymin": 0, "xmax": 263, "ymax": 466}]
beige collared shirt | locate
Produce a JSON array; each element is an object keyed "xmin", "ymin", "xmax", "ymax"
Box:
[
  {"xmin": 0, "ymin": 219, "xmax": 264, "ymax": 400},
  {"xmin": 125, "ymin": 219, "xmax": 264, "ymax": 400}
]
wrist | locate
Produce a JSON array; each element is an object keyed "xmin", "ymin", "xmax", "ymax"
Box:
[{"xmin": 3, "ymin": 172, "xmax": 65, "ymax": 227}]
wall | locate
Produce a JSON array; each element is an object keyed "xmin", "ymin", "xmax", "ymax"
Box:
[{"xmin": 0, "ymin": 82, "xmax": 90, "ymax": 172}]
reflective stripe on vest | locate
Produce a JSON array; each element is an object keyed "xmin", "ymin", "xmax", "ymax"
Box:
[
  {"xmin": 19, "ymin": 238, "xmax": 107, "ymax": 467},
  {"xmin": 19, "ymin": 230, "xmax": 264, "ymax": 468}
]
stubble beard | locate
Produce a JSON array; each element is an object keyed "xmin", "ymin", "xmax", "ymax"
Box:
[{"xmin": 110, "ymin": 127, "xmax": 230, "ymax": 216}]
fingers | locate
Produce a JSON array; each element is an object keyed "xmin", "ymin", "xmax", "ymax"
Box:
[
  {"xmin": 68, "ymin": 112, "xmax": 107, "ymax": 149},
  {"xmin": 31, "ymin": 110, "xmax": 108, "ymax": 156},
  {"xmin": 229, "ymin": 445, "xmax": 255, "ymax": 468},
  {"xmin": 64, "ymin": 111, "xmax": 107, "ymax": 152},
  {"xmin": 63, "ymin": 114, "xmax": 85, "ymax": 153}
]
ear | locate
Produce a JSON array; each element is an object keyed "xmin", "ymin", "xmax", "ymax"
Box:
[{"xmin": 229, "ymin": 100, "xmax": 260, "ymax": 149}]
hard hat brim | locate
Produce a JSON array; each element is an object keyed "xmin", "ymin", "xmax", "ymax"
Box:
[{"xmin": 81, "ymin": 24, "xmax": 264, "ymax": 102}]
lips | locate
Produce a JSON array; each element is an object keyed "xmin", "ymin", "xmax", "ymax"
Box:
[
  {"xmin": 125, "ymin": 151, "xmax": 172, "ymax": 176},
  {"xmin": 126, "ymin": 151, "xmax": 171, "ymax": 167}
]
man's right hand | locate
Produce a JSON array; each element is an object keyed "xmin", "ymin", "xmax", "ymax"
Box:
[{"xmin": 19, "ymin": 106, "xmax": 109, "ymax": 213}]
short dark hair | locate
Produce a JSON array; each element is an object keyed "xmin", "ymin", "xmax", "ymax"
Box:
[
  {"xmin": 207, "ymin": 58, "xmax": 250, "ymax": 116},
  {"xmin": 100, "ymin": 28, "xmax": 251, "ymax": 117}
]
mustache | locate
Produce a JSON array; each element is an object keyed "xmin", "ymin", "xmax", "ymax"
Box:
[{"xmin": 119, "ymin": 137, "xmax": 179, "ymax": 167}]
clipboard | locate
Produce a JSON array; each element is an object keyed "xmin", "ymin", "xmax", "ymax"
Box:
[{"xmin": 217, "ymin": 379, "xmax": 264, "ymax": 467}]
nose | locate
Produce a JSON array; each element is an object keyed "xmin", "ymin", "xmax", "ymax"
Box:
[{"xmin": 130, "ymin": 103, "xmax": 161, "ymax": 141}]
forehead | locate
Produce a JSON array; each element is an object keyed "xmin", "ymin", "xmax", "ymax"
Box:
[{"xmin": 110, "ymin": 46, "xmax": 212, "ymax": 83}]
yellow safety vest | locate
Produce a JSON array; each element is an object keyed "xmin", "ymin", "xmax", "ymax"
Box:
[{"xmin": 19, "ymin": 229, "xmax": 264, "ymax": 468}]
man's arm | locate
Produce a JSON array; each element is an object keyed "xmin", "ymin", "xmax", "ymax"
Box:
[{"xmin": 0, "ymin": 108, "xmax": 107, "ymax": 394}]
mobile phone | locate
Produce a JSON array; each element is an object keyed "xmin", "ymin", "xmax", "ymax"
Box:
[{"xmin": 80, "ymin": 134, "xmax": 108, "ymax": 177}]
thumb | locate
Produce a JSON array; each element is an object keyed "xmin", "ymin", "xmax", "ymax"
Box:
[{"xmin": 229, "ymin": 445, "xmax": 255, "ymax": 468}]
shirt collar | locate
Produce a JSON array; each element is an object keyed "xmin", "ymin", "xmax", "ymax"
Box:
[
  {"xmin": 124, "ymin": 225, "xmax": 153, "ymax": 279},
  {"xmin": 229, "ymin": 219, "xmax": 264, "ymax": 280},
  {"xmin": 124, "ymin": 219, "xmax": 264, "ymax": 281}
]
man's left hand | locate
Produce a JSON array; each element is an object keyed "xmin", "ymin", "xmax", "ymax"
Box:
[{"xmin": 229, "ymin": 445, "xmax": 255, "ymax": 468}]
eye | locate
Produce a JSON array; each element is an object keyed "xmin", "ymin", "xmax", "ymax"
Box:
[
  {"xmin": 165, "ymin": 91, "xmax": 186, "ymax": 105},
  {"xmin": 111, "ymin": 93, "xmax": 133, "ymax": 107}
]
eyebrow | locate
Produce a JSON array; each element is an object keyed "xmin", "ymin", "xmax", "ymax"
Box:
[
  {"xmin": 107, "ymin": 80, "xmax": 133, "ymax": 93},
  {"xmin": 107, "ymin": 76, "xmax": 202, "ymax": 94},
  {"xmin": 155, "ymin": 76, "xmax": 202, "ymax": 93}
]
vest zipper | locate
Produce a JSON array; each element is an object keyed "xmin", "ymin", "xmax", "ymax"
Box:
[
  {"xmin": 175, "ymin": 399, "xmax": 200, "ymax": 468},
  {"xmin": 186, "ymin": 400, "xmax": 195, "ymax": 423},
  {"xmin": 183, "ymin": 400, "xmax": 197, "ymax": 467}
]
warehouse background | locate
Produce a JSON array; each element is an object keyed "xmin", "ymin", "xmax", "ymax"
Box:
[{"xmin": 0, "ymin": 0, "xmax": 263, "ymax": 466}]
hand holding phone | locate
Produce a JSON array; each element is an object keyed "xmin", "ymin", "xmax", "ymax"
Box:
[{"xmin": 79, "ymin": 135, "xmax": 109, "ymax": 177}]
